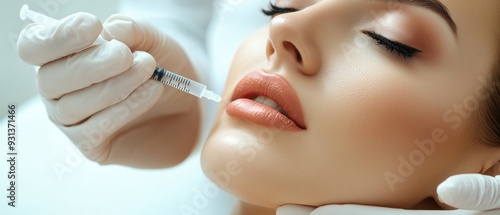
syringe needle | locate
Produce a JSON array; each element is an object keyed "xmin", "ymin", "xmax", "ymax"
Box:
[
  {"xmin": 151, "ymin": 67, "xmax": 224, "ymax": 103},
  {"xmin": 19, "ymin": 4, "xmax": 225, "ymax": 103}
]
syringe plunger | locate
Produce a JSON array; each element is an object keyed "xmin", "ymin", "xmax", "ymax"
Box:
[{"xmin": 19, "ymin": 4, "xmax": 222, "ymax": 103}]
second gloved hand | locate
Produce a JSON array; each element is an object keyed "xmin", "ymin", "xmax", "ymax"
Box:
[{"xmin": 437, "ymin": 174, "xmax": 500, "ymax": 210}]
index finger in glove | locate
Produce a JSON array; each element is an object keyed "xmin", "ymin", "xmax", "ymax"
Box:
[
  {"xmin": 18, "ymin": 12, "xmax": 102, "ymax": 66},
  {"xmin": 101, "ymin": 14, "xmax": 178, "ymax": 61},
  {"xmin": 36, "ymin": 39, "xmax": 133, "ymax": 100}
]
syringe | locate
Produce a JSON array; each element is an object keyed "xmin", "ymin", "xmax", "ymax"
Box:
[
  {"xmin": 19, "ymin": 4, "xmax": 224, "ymax": 103},
  {"xmin": 151, "ymin": 67, "xmax": 222, "ymax": 102}
]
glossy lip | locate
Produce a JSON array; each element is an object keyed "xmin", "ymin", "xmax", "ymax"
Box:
[{"xmin": 226, "ymin": 69, "xmax": 306, "ymax": 131}]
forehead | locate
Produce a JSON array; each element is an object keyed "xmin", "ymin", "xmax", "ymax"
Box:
[
  {"xmin": 440, "ymin": 0, "xmax": 499, "ymax": 34},
  {"xmin": 441, "ymin": 0, "xmax": 499, "ymax": 58}
]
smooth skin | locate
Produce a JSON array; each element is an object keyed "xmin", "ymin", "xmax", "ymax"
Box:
[
  {"xmin": 16, "ymin": 0, "xmax": 500, "ymax": 215},
  {"xmin": 201, "ymin": 0, "xmax": 500, "ymax": 214}
]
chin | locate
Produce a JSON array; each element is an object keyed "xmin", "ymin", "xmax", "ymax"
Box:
[
  {"xmin": 200, "ymin": 122, "xmax": 343, "ymax": 209},
  {"xmin": 200, "ymin": 126, "xmax": 283, "ymax": 209}
]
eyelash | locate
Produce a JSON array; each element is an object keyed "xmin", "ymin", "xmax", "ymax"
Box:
[
  {"xmin": 363, "ymin": 30, "xmax": 422, "ymax": 59},
  {"xmin": 262, "ymin": 3, "xmax": 298, "ymax": 17},
  {"xmin": 261, "ymin": 4, "xmax": 422, "ymax": 60}
]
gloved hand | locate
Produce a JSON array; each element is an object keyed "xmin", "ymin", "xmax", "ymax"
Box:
[
  {"xmin": 276, "ymin": 174, "xmax": 500, "ymax": 215},
  {"xmin": 17, "ymin": 13, "xmax": 200, "ymax": 167}
]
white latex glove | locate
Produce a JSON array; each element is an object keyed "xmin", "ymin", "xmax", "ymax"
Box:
[
  {"xmin": 277, "ymin": 174, "xmax": 500, "ymax": 215},
  {"xmin": 17, "ymin": 13, "xmax": 198, "ymax": 167}
]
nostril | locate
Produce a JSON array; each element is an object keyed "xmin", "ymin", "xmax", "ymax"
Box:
[
  {"xmin": 266, "ymin": 41, "xmax": 275, "ymax": 59},
  {"xmin": 283, "ymin": 41, "xmax": 303, "ymax": 64}
]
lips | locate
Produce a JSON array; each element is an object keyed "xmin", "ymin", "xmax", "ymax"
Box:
[{"xmin": 226, "ymin": 70, "xmax": 306, "ymax": 131}]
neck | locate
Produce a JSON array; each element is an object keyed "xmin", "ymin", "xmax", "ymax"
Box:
[{"xmin": 232, "ymin": 200, "xmax": 275, "ymax": 215}]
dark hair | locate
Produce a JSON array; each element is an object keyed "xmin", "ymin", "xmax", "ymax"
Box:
[{"xmin": 475, "ymin": 47, "xmax": 500, "ymax": 147}]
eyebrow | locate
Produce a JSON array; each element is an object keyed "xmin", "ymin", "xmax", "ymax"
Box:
[{"xmin": 377, "ymin": 0, "xmax": 457, "ymax": 35}]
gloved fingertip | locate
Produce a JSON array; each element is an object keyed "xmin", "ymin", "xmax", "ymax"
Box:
[
  {"xmin": 17, "ymin": 23, "xmax": 42, "ymax": 64},
  {"xmin": 17, "ymin": 12, "xmax": 103, "ymax": 66},
  {"xmin": 437, "ymin": 174, "xmax": 500, "ymax": 210},
  {"xmin": 102, "ymin": 14, "xmax": 136, "ymax": 46},
  {"xmin": 60, "ymin": 12, "xmax": 103, "ymax": 46},
  {"xmin": 276, "ymin": 205, "xmax": 315, "ymax": 215},
  {"xmin": 104, "ymin": 14, "xmax": 135, "ymax": 24},
  {"xmin": 436, "ymin": 179, "xmax": 457, "ymax": 206},
  {"xmin": 129, "ymin": 51, "xmax": 157, "ymax": 84}
]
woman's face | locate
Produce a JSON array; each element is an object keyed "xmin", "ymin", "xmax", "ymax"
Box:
[{"xmin": 201, "ymin": 0, "xmax": 499, "ymax": 209}]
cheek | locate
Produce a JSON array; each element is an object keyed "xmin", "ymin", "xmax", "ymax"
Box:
[
  {"xmin": 202, "ymin": 23, "xmax": 466, "ymax": 208},
  {"xmin": 314, "ymin": 45, "xmax": 452, "ymax": 146},
  {"xmin": 324, "ymin": 72, "xmax": 436, "ymax": 140},
  {"xmin": 303, "ymin": 59, "xmax": 456, "ymax": 205}
]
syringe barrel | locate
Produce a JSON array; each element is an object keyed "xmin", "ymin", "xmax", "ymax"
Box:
[{"xmin": 151, "ymin": 67, "xmax": 205, "ymax": 98}]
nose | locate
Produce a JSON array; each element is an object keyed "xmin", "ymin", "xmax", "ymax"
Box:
[{"xmin": 266, "ymin": 15, "xmax": 320, "ymax": 76}]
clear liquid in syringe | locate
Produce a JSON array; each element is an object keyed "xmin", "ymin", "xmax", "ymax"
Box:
[
  {"xmin": 151, "ymin": 67, "xmax": 223, "ymax": 102},
  {"xmin": 20, "ymin": 4, "xmax": 224, "ymax": 103}
]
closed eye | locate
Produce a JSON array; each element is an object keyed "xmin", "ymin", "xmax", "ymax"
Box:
[{"xmin": 363, "ymin": 30, "xmax": 422, "ymax": 60}]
